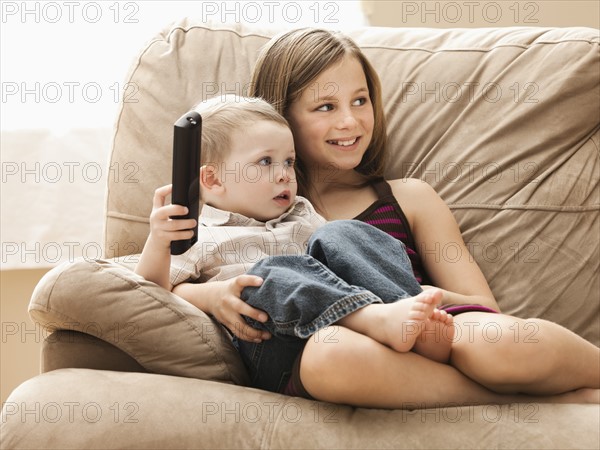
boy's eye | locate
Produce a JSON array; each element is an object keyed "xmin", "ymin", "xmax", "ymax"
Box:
[
  {"xmin": 316, "ymin": 104, "xmax": 334, "ymax": 112},
  {"xmin": 258, "ymin": 157, "xmax": 272, "ymax": 166}
]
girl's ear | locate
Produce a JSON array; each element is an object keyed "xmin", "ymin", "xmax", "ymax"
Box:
[{"xmin": 200, "ymin": 164, "xmax": 224, "ymax": 194}]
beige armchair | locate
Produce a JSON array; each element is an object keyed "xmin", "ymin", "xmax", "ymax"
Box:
[{"xmin": 2, "ymin": 20, "xmax": 599, "ymax": 449}]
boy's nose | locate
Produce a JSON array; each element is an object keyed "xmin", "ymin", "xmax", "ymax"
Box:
[{"xmin": 276, "ymin": 165, "xmax": 292, "ymax": 183}]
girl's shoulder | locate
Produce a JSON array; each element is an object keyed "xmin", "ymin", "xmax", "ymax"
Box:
[
  {"xmin": 384, "ymin": 178, "xmax": 444, "ymax": 225},
  {"xmin": 385, "ymin": 177, "xmax": 438, "ymax": 203}
]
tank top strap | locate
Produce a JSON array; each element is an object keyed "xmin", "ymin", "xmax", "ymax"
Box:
[{"xmin": 371, "ymin": 177, "xmax": 396, "ymax": 201}]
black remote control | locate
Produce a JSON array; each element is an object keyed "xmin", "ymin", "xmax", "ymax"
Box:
[{"xmin": 170, "ymin": 110, "xmax": 202, "ymax": 255}]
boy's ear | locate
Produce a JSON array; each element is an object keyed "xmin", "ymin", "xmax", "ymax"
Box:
[{"xmin": 200, "ymin": 164, "xmax": 224, "ymax": 193}]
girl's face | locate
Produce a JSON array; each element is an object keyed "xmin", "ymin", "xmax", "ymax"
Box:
[{"xmin": 286, "ymin": 55, "xmax": 374, "ymax": 177}]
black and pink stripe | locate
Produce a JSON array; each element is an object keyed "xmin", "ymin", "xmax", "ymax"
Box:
[{"xmin": 354, "ymin": 179, "xmax": 430, "ymax": 285}]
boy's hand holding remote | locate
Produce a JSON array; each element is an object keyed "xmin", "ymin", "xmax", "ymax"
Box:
[
  {"xmin": 135, "ymin": 184, "xmax": 197, "ymax": 290},
  {"xmin": 136, "ymin": 109, "xmax": 200, "ymax": 288}
]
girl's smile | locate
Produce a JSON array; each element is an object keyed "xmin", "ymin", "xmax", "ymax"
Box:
[{"xmin": 326, "ymin": 135, "xmax": 362, "ymax": 150}]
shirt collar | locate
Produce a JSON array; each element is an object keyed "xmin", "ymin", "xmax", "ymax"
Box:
[{"xmin": 199, "ymin": 196, "xmax": 312, "ymax": 227}]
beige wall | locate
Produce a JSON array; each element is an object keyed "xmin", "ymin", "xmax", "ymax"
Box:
[
  {"xmin": 1, "ymin": 269, "xmax": 49, "ymax": 404},
  {"xmin": 362, "ymin": 1, "xmax": 600, "ymax": 28}
]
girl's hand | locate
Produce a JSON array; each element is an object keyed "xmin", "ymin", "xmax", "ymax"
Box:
[
  {"xmin": 211, "ymin": 275, "xmax": 271, "ymax": 342},
  {"xmin": 147, "ymin": 184, "xmax": 197, "ymax": 250}
]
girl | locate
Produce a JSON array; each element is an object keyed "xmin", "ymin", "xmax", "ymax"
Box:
[{"xmin": 179, "ymin": 28, "xmax": 599, "ymax": 409}]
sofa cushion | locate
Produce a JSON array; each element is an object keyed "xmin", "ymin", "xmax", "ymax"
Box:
[
  {"xmin": 29, "ymin": 258, "xmax": 250, "ymax": 386},
  {"xmin": 2, "ymin": 368, "xmax": 599, "ymax": 449}
]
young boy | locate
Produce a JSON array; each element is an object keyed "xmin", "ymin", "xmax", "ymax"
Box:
[{"xmin": 134, "ymin": 95, "xmax": 454, "ymax": 394}]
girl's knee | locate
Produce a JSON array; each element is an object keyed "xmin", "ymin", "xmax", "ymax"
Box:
[
  {"xmin": 300, "ymin": 326, "xmax": 365, "ymax": 379},
  {"xmin": 299, "ymin": 326, "xmax": 364, "ymax": 400},
  {"xmin": 302, "ymin": 327, "xmax": 347, "ymax": 365},
  {"xmin": 452, "ymin": 315, "xmax": 554, "ymax": 386}
]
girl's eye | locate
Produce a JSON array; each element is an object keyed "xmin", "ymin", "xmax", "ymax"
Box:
[
  {"xmin": 285, "ymin": 158, "xmax": 295, "ymax": 168},
  {"xmin": 316, "ymin": 104, "xmax": 334, "ymax": 112},
  {"xmin": 353, "ymin": 97, "xmax": 368, "ymax": 106},
  {"xmin": 258, "ymin": 157, "xmax": 271, "ymax": 166}
]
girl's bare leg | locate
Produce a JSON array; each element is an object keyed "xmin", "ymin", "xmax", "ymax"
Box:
[
  {"xmin": 299, "ymin": 326, "xmax": 598, "ymax": 409},
  {"xmin": 413, "ymin": 308, "xmax": 455, "ymax": 363},
  {"xmin": 449, "ymin": 312, "xmax": 600, "ymax": 394}
]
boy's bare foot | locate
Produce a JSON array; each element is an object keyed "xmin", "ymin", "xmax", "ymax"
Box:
[
  {"xmin": 380, "ymin": 289, "xmax": 444, "ymax": 353},
  {"xmin": 335, "ymin": 289, "xmax": 454, "ymax": 359}
]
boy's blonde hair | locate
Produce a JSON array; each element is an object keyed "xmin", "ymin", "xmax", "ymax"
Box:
[
  {"xmin": 250, "ymin": 28, "xmax": 387, "ymax": 195},
  {"xmin": 193, "ymin": 95, "xmax": 290, "ymax": 164}
]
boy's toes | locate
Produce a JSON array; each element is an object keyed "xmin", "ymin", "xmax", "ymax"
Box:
[{"xmin": 429, "ymin": 308, "xmax": 453, "ymax": 324}]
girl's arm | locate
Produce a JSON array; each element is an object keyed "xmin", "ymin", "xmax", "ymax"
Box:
[{"xmin": 389, "ymin": 178, "xmax": 500, "ymax": 311}]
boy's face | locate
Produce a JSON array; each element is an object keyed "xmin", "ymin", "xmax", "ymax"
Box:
[{"xmin": 213, "ymin": 120, "xmax": 297, "ymax": 222}]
